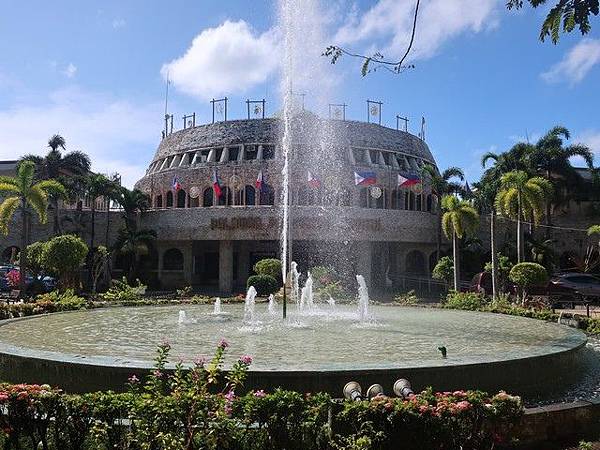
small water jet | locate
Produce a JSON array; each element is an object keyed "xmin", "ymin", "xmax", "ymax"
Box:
[
  {"xmin": 290, "ymin": 262, "xmax": 300, "ymax": 304},
  {"xmin": 356, "ymin": 275, "xmax": 370, "ymax": 322},
  {"xmin": 299, "ymin": 272, "xmax": 315, "ymax": 313},
  {"xmin": 178, "ymin": 310, "xmax": 186, "ymax": 324},
  {"xmin": 268, "ymin": 294, "xmax": 278, "ymax": 315},
  {"xmin": 243, "ymin": 286, "xmax": 257, "ymax": 324},
  {"xmin": 213, "ymin": 297, "xmax": 222, "ymax": 315}
]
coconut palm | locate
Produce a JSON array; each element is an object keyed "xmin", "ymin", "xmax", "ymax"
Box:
[
  {"xmin": 441, "ymin": 195, "xmax": 479, "ymax": 290},
  {"xmin": 0, "ymin": 161, "xmax": 65, "ymax": 294},
  {"xmin": 495, "ymin": 171, "xmax": 553, "ymax": 263},
  {"xmin": 472, "ymin": 175, "xmax": 501, "ymax": 299},
  {"xmin": 84, "ymin": 174, "xmax": 115, "ymax": 251},
  {"xmin": 421, "ymin": 165, "xmax": 465, "ymax": 262},
  {"xmin": 113, "ymin": 227, "xmax": 157, "ymax": 281},
  {"xmin": 20, "ymin": 134, "xmax": 91, "ymax": 235},
  {"xmin": 528, "ymin": 126, "xmax": 594, "ymax": 236},
  {"xmin": 481, "ymin": 142, "xmax": 534, "ymax": 177},
  {"xmin": 115, "ymin": 187, "xmax": 151, "ymax": 232}
]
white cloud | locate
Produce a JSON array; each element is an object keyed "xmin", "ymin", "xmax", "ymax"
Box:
[
  {"xmin": 571, "ymin": 130, "xmax": 600, "ymax": 167},
  {"xmin": 62, "ymin": 63, "xmax": 77, "ymax": 79},
  {"xmin": 161, "ymin": 20, "xmax": 280, "ymax": 100},
  {"xmin": 334, "ymin": 0, "xmax": 500, "ymax": 61},
  {"xmin": 0, "ymin": 86, "xmax": 162, "ymax": 187},
  {"xmin": 112, "ymin": 18, "xmax": 126, "ymax": 29},
  {"xmin": 542, "ymin": 39, "xmax": 600, "ymax": 85}
]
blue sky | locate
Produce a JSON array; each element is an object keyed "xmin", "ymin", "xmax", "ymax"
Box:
[{"xmin": 0, "ymin": 0, "xmax": 598, "ymax": 187}]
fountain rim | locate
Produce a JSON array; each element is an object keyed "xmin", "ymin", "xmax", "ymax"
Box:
[{"xmin": 0, "ymin": 306, "xmax": 588, "ymax": 373}]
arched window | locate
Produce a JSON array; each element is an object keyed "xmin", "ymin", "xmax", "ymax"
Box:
[
  {"xmin": 155, "ymin": 195, "xmax": 163, "ymax": 208},
  {"xmin": 203, "ymin": 188, "xmax": 214, "ymax": 207},
  {"xmin": 218, "ymin": 186, "xmax": 232, "ymax": 206},
  {"xmin": 166, "ymin": 191, "xmax": 174, "ymax": 208},
  {"xmin": 426, "ymin": 195, "xmax": 433, "ymax": 212},
  {"xmin": 237, "ymin": 185, "xmax": 255, "ymax": 206},
  {"xmin": 416, "ymin": 194, "xmax": 422, "ymax": 211},
  {"xmin": 189, "ymin": 195, "xmax": 200, "ymax": 207},
  {"xmin": 406, "ymin": 250, "xmax": 426, "ymax": 274},
  {"xmin": 259, "ymin": 185, "xmax": 275, "ymax": 205},
  {"xmin": 163, "ymin": 248, "xmax": 184, "ymax": 271},
  {"xmin": 176, "ymin": 189, "xmax": 186, "ymax": 208},
  {"xmin": 408, "ymin": 192, "xmax": 415, "ymax": 211}
]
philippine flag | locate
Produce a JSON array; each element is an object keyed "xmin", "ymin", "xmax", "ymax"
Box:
[
  {"xmin": 398, "ymin": 173, "xmax": 421, "ymax": 188},
  {"xmin": 307, "ymin": 171, "xmax": 321, "ymax": 188},
  {"xmin": 212, "ymin": 170, "xmax": 222, "ymax": 198},
  {"xmin": 354, "ymin": 171, "xmax": 377, "ymax": 186},
  {"xmin": 172, "ymin": 176, "xmax": 182, "ymax": 191},
  {"xmin": 255, "ymin": 170, "xmax": 264, "ymax": 191}
]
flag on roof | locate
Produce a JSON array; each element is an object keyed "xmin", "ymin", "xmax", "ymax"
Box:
[
  {"xmin": 307, "ymin": 171, "xmax": 321, "ymax": 188},
  {"xmin": 212, "ymin": 170, "xmax": 222, "ymax": 198},
  {"xmin": 255, "ymin": 170, "xmax": 264, "ymax": 191},
  {"xmin": 172, "ymin": 176, "xmax": 182, "ymax": 191},
  {"xmin": 398, "ymin": 173, "xmax": 421, "ymax": 188},
  {"xmin": 354, "ymin": 171, "xmax": 377, "ymax": 186}
]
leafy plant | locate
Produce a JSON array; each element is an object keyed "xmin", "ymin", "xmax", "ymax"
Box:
[
  {"xmin": 253, "ymin": 258, "xmax": 282, "ymax": 280},
  {"xmin": 509, "ymin": 262, "xmax": 548, "ymax": 303},
  {"xmin": 247, "ymin": 274, "xmax": 279, "ymax": 296},
  {"xmin": 43, "ymin": 234, "xmax": 88, "ymax": 291},
  {"xmin": 444, "ymin": 291, "xmax": 487, "ymax": 311},
  {"xmin": 394, "ymin": 290, "xmax": 419, "ymax": 306},
  {"xmin": 36, "ymin": 289, "xmax": 87, "ymax": 310},
  {"xmin": 101, "ymin": 277, "xmax": 147, "ymax": 302},
  {"xmin": 484, "ymin": 254, "xmax": 514, "ymax": 290},
  {"xmin": 432, "ymin": 256, "xmax": 453, "ymax": 285}
]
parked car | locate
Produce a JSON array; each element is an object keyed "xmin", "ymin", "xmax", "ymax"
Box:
[{"xmin": 548, "ymin": 273, "xmax": 600, "ymax": 303}]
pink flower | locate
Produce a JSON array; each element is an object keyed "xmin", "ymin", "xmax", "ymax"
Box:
[
  {"xmin": 194, "ymin": 356, "xmax": 207, "ymax": 366},
  {"xmin": 152, "ymin": 370, "xmax": 163, "ymax": 378},
  {"xmin": 128, "ymin": 375, "xmax": 139, "ymax": 384},
  {"xmin": 160, "ymin": 339, "xmax": 171, "ymax": 350},
  {"xmin": 0, "ymin": 392, "xmax": 8, "ymax": 402},
  {"xmin": 418, "ymin": 405, "xmax": 429, "ymax": 414},
  {"xmin": 218, "ymin": 338, "xmax": 230, "ymax": 349},
  {"xmin": 224, "ymin": 390, "xmax": 236, "ymax": 402},
  {"xmin": 253, "ymin": 390, "xmax": 266, "ymax": 398},
  {"xmin": 455, "ymin": 400, "xmax": 471, "ymax": 411},
  {"xmin": 239, "ymin": 355, "xmax": 253, "ymax": 365}
]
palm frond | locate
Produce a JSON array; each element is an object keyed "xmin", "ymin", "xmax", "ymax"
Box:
[
  {"xmin": 36, "ymin": 179, "xmax": 67, "ymax": 198},
  {"xmin": 0, "ymin": 197, "xmax": 20, "ymax": 235},
  {"xmin": 26, "ymin": 185, "xmax": 49, "ymax": 224}
]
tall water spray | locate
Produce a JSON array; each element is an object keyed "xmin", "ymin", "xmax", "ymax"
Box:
[
  {"xmin": 299, "ymin": 272, "xmax": 315, "ymax": 313},
  {"xmin": 278, "ymin": 0, "xmax": 338, "ymax": 315},
  {"xmin": 268, "ymin": 294, "xmax": 278, "ymax": 315},
  {"xmin": 213, "ymin": 297, "xmax": 222, "ymax": 315}
]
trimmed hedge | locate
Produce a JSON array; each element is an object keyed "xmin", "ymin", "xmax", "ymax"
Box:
[{"xmin": 247, "ymin": 274, "xmax": 279, "ymax": 296}]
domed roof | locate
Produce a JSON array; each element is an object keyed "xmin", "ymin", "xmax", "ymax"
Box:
[{"xmin": 150, "ymin": 116, "xmax": 436, "ymax": 164}]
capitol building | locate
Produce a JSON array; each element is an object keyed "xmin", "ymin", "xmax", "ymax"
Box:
[{"xmin": 133, "ymin": 112, "xmax": 440, "ymax": 293}]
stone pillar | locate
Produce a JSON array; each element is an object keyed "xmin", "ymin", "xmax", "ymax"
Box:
[
  {"xmin": 357, "ymin": 241, "xmax": 372, "ymax": 288},
  {"xmin": 219, "ymin": 240, "xmax": 233, "ymax": 294}
]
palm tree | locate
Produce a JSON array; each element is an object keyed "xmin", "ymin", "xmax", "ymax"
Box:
[
  {"xmin": 495, "ymin": 171, "xmax": 553, "ymax": 263},
  {"xmin": 84, "ymin": 174, "xmax": 114, "ymax": 251},
  {"xmin": 441, "ymin": 195, "xmax": 479, "ymax": 290},
  {"xmin": 472, "ymin": 175, "xmax": 500, "ymax": 299},
  {"xmin": 528, "ymin": 126, "xmax": 594, "ymax": 237},
  {"xmin": 421, "ymin": 165, "xmax": 464, "ymax": 262},
  {"xmin": 0, "ymin": 161, "xmax": 65, "ymax": 294},
  {"xmin": 20, "ymin": 134, "xmax": 91, "ymax": 235},
  {"xmin": 482, "ymin": 142, "xmax": 534, "ymax": 176},
  {"xmin": 113, "ymin": 227, "xmax": 157, "ymax": 281},
  {"xmin": 115, "ymin": 187, "xmax": 151, "ymax": 232}
]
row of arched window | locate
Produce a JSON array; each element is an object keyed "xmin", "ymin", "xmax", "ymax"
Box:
[{"xmin": 152, "ymin": 185, "xmax": 436, "ymax": 213}]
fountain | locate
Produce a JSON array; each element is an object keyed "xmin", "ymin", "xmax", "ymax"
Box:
[
  {"xmin": 0, "ymin": 0, "xmax": 591, "ymax": 402},
  {"xmin": 243, "ymin": 286, "xmax": 257, "ymax": 325},
  {"xmin": 213, "ymin": 297, "xmax": 222, "ymax": 315},
  {"xmin": 356, "ymin": 275, "xmax": 370, "ymax": 322},
  {"xmin": 268, "ymin": 295, "xmax": 277, "ymax": 315}
]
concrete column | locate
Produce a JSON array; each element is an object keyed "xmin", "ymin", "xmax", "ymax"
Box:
[
  {"xmin": 357, "ymin": 241, "xmax": 372, "ymax": 288},
  {"xmin": 219, "ymin": 240, "xmax": 234, "ymax": 294},
  {"xmin": 182, "ymin": 243, "xmax": 194, "ymax": 285}
]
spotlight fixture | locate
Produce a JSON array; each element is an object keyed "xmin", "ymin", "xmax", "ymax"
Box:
[
  {"xmin": 393, "ymin": 379, "xmax": 414, "ymax": 399},
  {"xmin": 343, "ymin": 381, "xmax": 363, "ymax": 401},
  {"xmin": 366, "ymin": 383, "xmax": 384, "ymax": 399}
]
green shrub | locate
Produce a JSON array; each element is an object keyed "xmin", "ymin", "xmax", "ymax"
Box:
[
  {"xmin": 432, "ymin": 256, "xmax": 453, "ymax": 284},
  {"xmin": 509, "ymin": 262, "xmax": 548, "ymax": 301},
  {"xmin": 24, "ymin": 241, "xmax": 48, "ymax": 277},
  {"xmin": 484, "ymin": 254, "xmax": 514, "ymax": 288},
  {"xmin": 43, "ymin": 235, "xmax": 88, "ymax": 290},
  {"xmin": 444, "ymin": 291, "xmax": 487, "ymax": 311},
  {"xmin": 247, "ymin": 274, "xmax": 279, "ymax": 296},
  {"xmin": 394, "ymin": 290, "xmax": 419, "ymax": 306},
  {"xmin": 253, "ymin": 258, "xmax": 282, "ymax": 279},
  {"xmin": 101, "ymin": 277, "xmax": 147, "ymax": 302},
  {"xmin": 36, "ymin": 289, "xmax": 87, "ymax": 310}
]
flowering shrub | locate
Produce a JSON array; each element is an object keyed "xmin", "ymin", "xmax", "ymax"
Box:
[
  {"xmin": 101, "ymin": 277, "xmax": 147, "ymax": 302},
  {"xmin": 0, "ymin": 343, "xmax": 523, "ymax": 450},
  {"xmin": 443, "ymin": 291, "xmax": 488, "ymax": 310},
  {"xmin": 6, "ymin": 269, "xmax": 20, "ymax": 289}
]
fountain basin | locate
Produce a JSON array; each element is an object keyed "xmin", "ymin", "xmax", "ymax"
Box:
[{"xmin": 0, "ymin": 305, "xmax": 587, "ymax": 398}]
